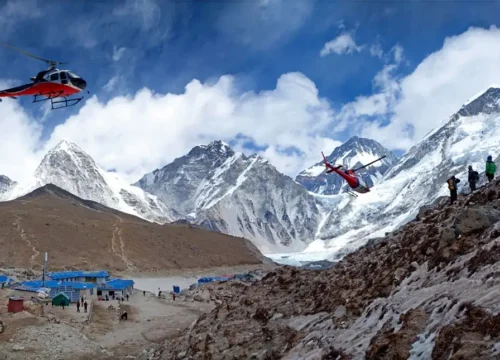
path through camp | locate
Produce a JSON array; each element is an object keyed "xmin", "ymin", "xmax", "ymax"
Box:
[
  {"xmin": 82, "ymin": 288, "xmax": 215, "ymax": 357},
  {"xmin": 0, "ymin": 287, "xmax": 214, "ymax": 360}
]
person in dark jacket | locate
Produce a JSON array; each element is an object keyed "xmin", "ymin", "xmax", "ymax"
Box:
[
  {"xmin": 486, "ymin": 155, "xmax": 496, "ymax": 182},
  {"xmin": 468, "ymin": 165, "xmax": 479, "ymax": 192},
  {"xmin": 447, "ymin": 175, "xmax": 460, "ymax": 204}
]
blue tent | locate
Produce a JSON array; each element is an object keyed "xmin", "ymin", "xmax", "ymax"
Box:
[
  {"xmin": 13, "ymin": 280, "xmax": 96, "ymax": 302},
  {"xmin": 197, "ymin": 276, "xmax": 230, "ymax": 285},
  {"xmin": 97, "ymin": 278, "xmax": 134, "ymax": 294},
  {"xmin": 48, "ymin": 270, "xmax": 110, "ymax": 282},
  {"xmin": 0, "ymin": 275, "xmax": 13, "ymax": 288}
]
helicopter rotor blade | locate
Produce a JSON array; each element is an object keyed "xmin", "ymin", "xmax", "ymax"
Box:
[
  {"xmin": 0, "ymin": 42, "xmax": 66, "ymax": 67},
  {"xmin": 352, "ymin": 155, "xmax": 387, "ymax": 172}
]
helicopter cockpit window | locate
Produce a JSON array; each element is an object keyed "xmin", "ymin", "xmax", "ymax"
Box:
[
  {"xmin": 50, "ymin": 72, "xmax": 59, "ymax": 81},
  {"xmin": 67, "ymin": 71, "xmax": 80, "ymax": 79},
  {"xmin": 60, "ymin": 71, "xmax": 68, "ymax": 84}
]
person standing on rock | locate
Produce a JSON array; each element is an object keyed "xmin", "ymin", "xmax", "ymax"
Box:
[
  {"xmin": 485, "ymin": 155, "xmax": 496, "ymax": 182},
  {"xmin": 468, "ymin": 165, "xmax": 479, "ymax": 192},
  {"xmin": 447, "ymin": 175, "xmax": 460, "ymax": 204}
]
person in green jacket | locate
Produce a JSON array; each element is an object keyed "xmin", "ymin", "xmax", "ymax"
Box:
[{"xmin": 486, "ymin": 155, "xmax": 496, "ymax": 182}]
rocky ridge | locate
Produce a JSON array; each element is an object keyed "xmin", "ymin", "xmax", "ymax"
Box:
[
  {"xmin": 145, "ymin": 178, "xmax": 500, "ymax": 359},
  {"xmin": 135, "ymin": 140, "xmax": 322, "ymax": 253}
]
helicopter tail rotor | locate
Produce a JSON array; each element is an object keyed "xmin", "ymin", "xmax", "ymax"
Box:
[{"xmin": 0, "ymin": 42, "xmax": 68, "ymax": 69}]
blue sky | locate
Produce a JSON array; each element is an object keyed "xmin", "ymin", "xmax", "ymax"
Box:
[{"xmin": 2, "ymin": 0, "xmax": 500, "ymax": 181}]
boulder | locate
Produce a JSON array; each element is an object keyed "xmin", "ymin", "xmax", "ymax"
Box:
[
  {"xmin": 455, "ymin": 207, "xmax": 500, "ymax": 234},
  {"xmin": 333, "ymin": 305, "xmax": 346, "ymax": 319},
  {"xmin": 417, "ymin": 205, "xmax": 434, "ymax": 220},
  {"xmin": 438, "ymin": 227, "xmax": 456, "ymax": 250}
]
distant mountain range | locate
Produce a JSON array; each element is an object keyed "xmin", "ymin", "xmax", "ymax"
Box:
[{"xmin": 1, "ymin": 86, "xmax": 500, "ymax": 259}]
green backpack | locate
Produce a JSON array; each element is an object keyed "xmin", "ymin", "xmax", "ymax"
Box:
[{"xmin": 486, "ymin": 161, "xmax": 497, "ymax": 175}]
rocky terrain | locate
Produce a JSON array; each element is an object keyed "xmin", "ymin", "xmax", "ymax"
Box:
[
  {"xmin": 0, "ymin": 184, "xmax": 266, "ymax": 272},
  {"xmin": 145, "ymin": 178, "xmax": 500, "ymax": 359}
]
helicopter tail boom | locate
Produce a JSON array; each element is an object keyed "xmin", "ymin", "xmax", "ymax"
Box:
[{"xmin": 321, "ymin": 152, "xmax": 342, "ymax": 173}]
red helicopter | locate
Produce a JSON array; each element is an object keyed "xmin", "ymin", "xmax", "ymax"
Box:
[
  {"xmin": 321, "ymin": 151, "xmax": 387, "ymax": 197},
  {"xmin": 0, "ymin": 42, "xmax": 88, "ymax": 110}
]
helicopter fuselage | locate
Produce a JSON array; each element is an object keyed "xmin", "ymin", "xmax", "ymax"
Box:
[
  {"xmin": 0, "ymin": 42, "xmax": 88, "ymax": 110},
  {"xmin": 0, "ymin": 68, "xmax": 86, "ymax": 99},
  {"xmin": 328, "ymin": 166, "xmax": 370, "ymax": 194}
]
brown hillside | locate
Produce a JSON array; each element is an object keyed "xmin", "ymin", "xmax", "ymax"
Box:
[{"xmin": 0, "ymin": 184, "xmax": 265, "ymax": 272}]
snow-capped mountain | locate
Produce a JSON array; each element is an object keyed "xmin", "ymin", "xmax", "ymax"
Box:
[
  {"xmin": 0, "ymin": 175, "xmax": 16, "ymax": 195},
  {"xmin": 1, "ymin": 140, "xmax": 176, "ymax": 223},
  {"xmin": 2, "ymin": 87, "xmax": 498, "ymax": 260},
  {"xmin": 134, "ymin": 140, "xmax": 237, "ymax": 217},
  {"xmin": 296, "ymin": 136, "xmax": 398, "ymax": 195},
  {"xmin": 134, "ymin": 140, "xmax": 322, "ymax": 253},
  {"xmin": 297, "ymin": 85, "xmax": 500, "ymax": 261}
]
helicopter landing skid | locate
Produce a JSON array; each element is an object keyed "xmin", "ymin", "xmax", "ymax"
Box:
[
  {"xmin": 33, "ymin": 91, "xmax": 84, "ymax": 110},
  {"xmin": 346, "ymin": 190, "xmax": 359, "ymax": 198}
]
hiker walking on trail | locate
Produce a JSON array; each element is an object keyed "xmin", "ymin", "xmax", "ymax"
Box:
[
  {"xmin": 468, "ymin": 165, "xmax": 479, "ymax": 192},
  {"xmin": 76, "ymin": 300, "xmax": 80, "ymax": 312},
  {"xmin": 447, "ymin": 175, "xmax": 460, "ymax": 204},
  {"xmin": 486, "ymin": 155, "xmax": 496, "ymax": 182}
]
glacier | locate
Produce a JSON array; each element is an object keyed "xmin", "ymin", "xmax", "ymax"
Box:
[{"xmin": 290, "ymin": 86, "xmax": 500, "ymax": 262}]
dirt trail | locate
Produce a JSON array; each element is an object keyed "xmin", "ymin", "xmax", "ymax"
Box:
[
  {"xmin": 111, "ymin": 215, "xmax": 135, "ymax": 271},
  {"xmin": 13, "ymin": 214, "xmax": 40, "ymax": 265}
]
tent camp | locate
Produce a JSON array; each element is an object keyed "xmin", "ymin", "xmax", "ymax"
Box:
[
  {"xmin": 0, "ymin": 275, "xmax": 13, "ymax": 288},
  {"xmin": 52, "ymin": 292, "xmax": 70, "ymax": 307}
]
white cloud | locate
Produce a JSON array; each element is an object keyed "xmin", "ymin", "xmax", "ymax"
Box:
[
  {"xmin": 0, "ymin": 82, "xmax": 43, "ymax": 181},
  {"xmin": 320, "ymin": 33, "xmax": 364, "ymax": 56},
  {"xmin": 112, "ymin": 46, "xmax": 126, "ymax": 61},
  {"xmin": 335, "ymin": 26, "xmax": 500, "ymax": 151},
  {"xmin": 369, "ymin": 43, "xmax": 384, "ymax": 59},
  {"xmin": 103, "ymin": 75, "xmax": 124, "ymax": 92},
  {"xmin": 365, "ymin": 26, "xmax": 500, "ymax": 148},
  {"xmin": 41, "ymin": 72, "xmax": 337, "ymax": 182},
  {"xmin": 392, "ymin": 44, "xmax": 404, "ymax": 64},
  {"xmin": 4, "ymin": 26, "xmax": 500, "ymax": 185}
]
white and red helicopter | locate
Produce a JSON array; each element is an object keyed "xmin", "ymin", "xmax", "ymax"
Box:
[
  {"xmin": 321, "ymin": 151, "xmax": 387, "ymax": 197},
  {"xmin": 0, "ymin": 42, "xmax": 88, "ymax": 110}
]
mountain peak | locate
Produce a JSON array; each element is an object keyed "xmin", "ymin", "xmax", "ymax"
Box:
[
  {"xmin": 345, "ymin": 135, "xmax": 360, "ymax": 143},
  {"xmin": 50, "ymin": 139, "xmax": 83, "ymax": 153},
  {"xmin": 36, "ymin": 139, "xmax": 97, "ymax": 178},
  {"xmin": 189, "ymin": 139, "xmax": 235, "ymax": 159},
  {"xmin": 296, "ymin": 136, "xmax": 398, "ymax": 195},
  {"xmin": 458, "ymin": 86, "xmax": 500, "ymax": 117}
]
